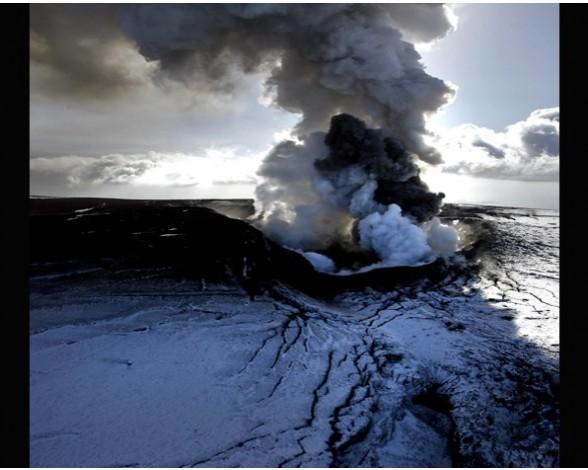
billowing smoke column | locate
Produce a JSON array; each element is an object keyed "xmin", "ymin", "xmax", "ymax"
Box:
[
  {"xmin": 121, "ymin": 4, "xmax": 455, "ymax": 161},
  {"xmin": 256, "ymin": 114, "xmax": 459, "ymax": 272},
  {"xmin": 120, "ymin": 4, "xmax": 459, "ymax": 271}
]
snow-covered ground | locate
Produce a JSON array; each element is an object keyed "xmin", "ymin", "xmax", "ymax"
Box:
[{"xmin": 30, "ymin": 207, "xmax": 559, "ymax": 467}]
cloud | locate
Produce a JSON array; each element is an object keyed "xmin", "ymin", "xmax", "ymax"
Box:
[
  {"xmin": 517, "ymin": 108, "xmax": 559, "ymax": 157},
  {"xmin": 432, "ymin": 107, "xmax": 559, "ymax": 181},
  {"xmin": 31, "ymin": 4, "xmax": 457, "ymax": 164},
  {"xmin": 30, "ymin": 153, "xmax": 164, "ymax": 186},
  {"xmin": 30, "ymin": 149, "xmax": 264, "ymax": 193},
  {"xmin": 471, "ymin": 139, "xmax": 505, "ymax": 159},
  {"xmin": 30, "ymin": 5, "xmax": 300, "ymax": 160},
  {"xmin": 384, "ymin": 4, "xmax": 457, "ymax": 44},
  {"xmin": 30, "ymin": 5, "xmax": 154, "ymax": 100},
  {"xmin": 30, "ymin": 71, "xmax": 299, "ymax": 159},
  {"xmin": 213, "ymin": 177, "xmax": 258, "ymax": 186}
]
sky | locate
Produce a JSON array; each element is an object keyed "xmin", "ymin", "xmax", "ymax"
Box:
[
  {"xmin": 420, "ymin": 4, "xmax": 559, "ymax": 131},
  {"xmin": 30, "ymin": 4, "xmax": 559, "ymax": 209}
]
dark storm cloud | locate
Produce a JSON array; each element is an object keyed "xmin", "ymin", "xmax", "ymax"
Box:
[{"xmin": 30, "ymin": 5, "xmax": 153, "ymax": 100}]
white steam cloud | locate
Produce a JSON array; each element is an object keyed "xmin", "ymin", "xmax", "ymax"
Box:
[
  {"xmin": 255, "ymin": 114, "xmax": 459, "ymax": 272},
  {"xmin": 358, "ymin": 204, "xmax": 434, "ymax": 267},
  {"xmin": 434, "ymin": 107, "xmax": 559, "ymax": 181},
  {"xmin": 30, "ymin": 150, "xmax": 262, "ymax": 189}
]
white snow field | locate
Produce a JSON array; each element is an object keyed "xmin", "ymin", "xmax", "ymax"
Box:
[{"xmin": 30, "ymin": 207, "xmax": 559, "ymax": 467}]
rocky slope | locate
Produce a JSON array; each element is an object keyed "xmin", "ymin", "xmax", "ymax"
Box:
[{"xmin": 30, "ymin": 200, "xmax": 559, "ymax": 467}]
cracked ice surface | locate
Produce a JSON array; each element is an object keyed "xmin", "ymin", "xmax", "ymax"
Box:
[{"xmin": 30, "ymin": 207, "xmax": 559, "ymax": 467}]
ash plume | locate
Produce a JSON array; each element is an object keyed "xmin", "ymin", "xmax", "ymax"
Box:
[
  {"xmin": 120, "ymin": 4, "xmax": 456, "ymax": 162},
  {"xmin": 118, "ymin": 4, "xmax": 460, "ymax": 270},
  {"xmin": 256, "ymin": 115, "xmax": 459, "ymax": 271},
  {"xmin": 316, "ymin": 114, "xmax": 444, "ymax": 223},
  {"xmin": 32, "ymin": 4, "xmax": 460, "ymax": 271}
]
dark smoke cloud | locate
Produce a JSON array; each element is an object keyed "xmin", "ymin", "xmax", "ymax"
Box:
[{"xmin": 316, "ymin": 114, "xmax": 444, "ymax": 222}]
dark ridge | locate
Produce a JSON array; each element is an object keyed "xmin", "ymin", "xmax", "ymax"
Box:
[
  {"xmin": 29, "ymin": 197, "xmax": 255, "ymax": 219},
  {"xmin": 30, "ymin": 198, "xmax": 453, "ymax": 298}
]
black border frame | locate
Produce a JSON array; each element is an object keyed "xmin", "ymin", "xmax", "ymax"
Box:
[
  {"xmin": 3, "ymin": 3, "xmax": 587, "ymax": 468},
  {"xmin": 560, "ymin": 3, "xmax": 588, "ymax": 468},
  {"xmin": 2, "ymin": 3, "xmax": 29, "ymax": 468}
]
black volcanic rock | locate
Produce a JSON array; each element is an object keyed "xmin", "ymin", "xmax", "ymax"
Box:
[
  {"xmin": 31, "ymin": 199, "xmax": 312, "ymax": 296},
  {"xmin": 30, "ymin": 198, "xmax": 449, "ymax": 297}
]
